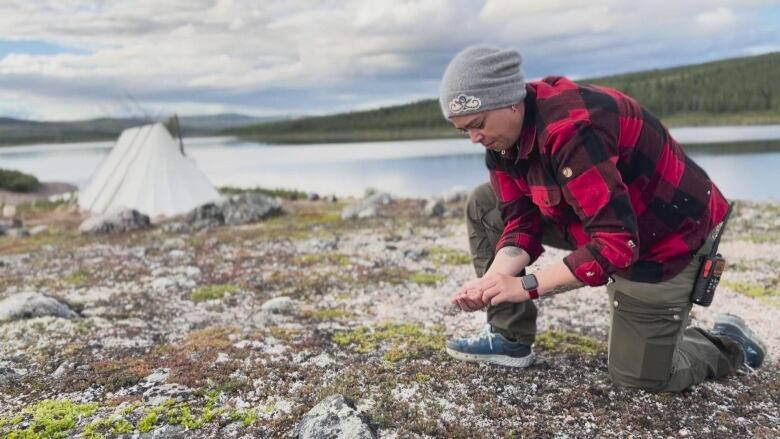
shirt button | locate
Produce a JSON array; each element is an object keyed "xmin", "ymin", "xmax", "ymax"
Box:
[
  {"xmin": 562, "ymin": 167, "xmax": 573, "ymax": 178},
  {"xmin": 673, "ymin": 314, "xmax": 680, "ymax": 321},
  {"xmin": 613, "ymin": 300, "xmax": 619, "ymax": 308},
  {"xmin": 627, "ymin": 240, "xmax": 636, "ymax": 248}
]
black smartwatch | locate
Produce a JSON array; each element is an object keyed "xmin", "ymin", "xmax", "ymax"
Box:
[{"xmin": 520, "ymin": 274, "xmax": 540, "ymax": 300}]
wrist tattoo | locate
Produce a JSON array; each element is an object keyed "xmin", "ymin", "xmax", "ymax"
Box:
[{"xmin": 543, "ymin": 282, "xmax": 586, "ymax": 298}]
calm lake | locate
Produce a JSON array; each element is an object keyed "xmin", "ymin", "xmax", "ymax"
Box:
[{"xmin": 1, "ymin": 125, "xmax": 780, "ymax": 201}]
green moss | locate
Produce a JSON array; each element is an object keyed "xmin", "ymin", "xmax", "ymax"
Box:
[
  {"xmin": 409, "ymin": 271, "xmax": 445, "ymax": 285},
  {"xmin": 535, "ymin": 330, "xmax": 606, "ymax": 355},
  {"xmin": 166, "ymin": 404, "xmax": 203, "ymax": 429},
  {"xmin": 722, "ymin": 280, "xmax": 780, "ymax": 308},
  {"xmin": 292, "ymin": 252, "xmax": 350, "ymax": 267},
  {"xmin": 333, "ymin": 323, "xmax": 446, "ymax": 362},
  {"xmin": 138, "ymin": 410, "xmax": 159, "ymax": 433},
  {"xmin": 191, "ymin": 284, "xmax": 240, "ymax": 302},
  {"xmin": 428, "ymin": 246, "xmax": 471, "ymax": 266},
  {"xmin": 230, "ymin": 409, "xmax": 258, "ymax": 427},
  {"xmin": 5, "ymin": 399, "xmax": 99, "ymax": 438},
  {"xmin": 414, "ymin": 373, "xmax": 430, "ymax": 383},
  {"xmin": 303, "ymin": 308, "xmax": 355, "ymax": 320},
  {"xmin": 61, "ymin": 268, "xmax": 92, "ymax": 286},
  {"xmin": 82, "ymin": 416, "xmax": 133, "ymax": 439}
]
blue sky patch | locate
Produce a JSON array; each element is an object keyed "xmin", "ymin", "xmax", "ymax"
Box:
[{"xmin": 0, "ymin": 39, "xmax": 89, "ymax": 58}]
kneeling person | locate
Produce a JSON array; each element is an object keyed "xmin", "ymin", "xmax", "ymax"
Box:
[{"xmin": 440, "ymin": 45, "xmax": 766, "ymax": 393}]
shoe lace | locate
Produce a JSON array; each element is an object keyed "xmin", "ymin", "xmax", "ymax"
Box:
[{"xmin": 466, "ymin": 324, "xmax": 496, "ymax": 350}]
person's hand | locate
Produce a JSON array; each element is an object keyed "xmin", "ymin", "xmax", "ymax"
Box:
[
  {"xmin": 476, "ymin": 273, "xmax": 529, "ymax": 305},
  {"xmin": 450, "ymin": 278, "xmax": 489, "ymax": 312}
]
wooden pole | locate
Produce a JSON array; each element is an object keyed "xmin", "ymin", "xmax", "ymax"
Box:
[{"xmin": 173, "ymin": 113, "xmax": 185, "ymax": 156}]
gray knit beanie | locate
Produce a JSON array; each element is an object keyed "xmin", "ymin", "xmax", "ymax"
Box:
[{"xmin": 439, "ymin": 45, "xmax": 526, "ymax": 119}]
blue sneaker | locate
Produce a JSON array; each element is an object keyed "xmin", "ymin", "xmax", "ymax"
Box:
[
  {"xmin": 712, "ymin": 314, "xmax": 766, "ymax": 369},
  {"xmin": 446, "ymin": 324, "xmax": 535, "ymax": 368}
]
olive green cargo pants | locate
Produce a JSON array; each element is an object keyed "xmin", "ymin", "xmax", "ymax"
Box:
[{"xmin": 466, "ymin": 182, "xmax": 743, "ymax": 392}]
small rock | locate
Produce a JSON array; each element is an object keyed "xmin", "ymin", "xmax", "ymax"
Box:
[
  {"xmin": 295, "ymin": 394, "xmax": 375, "ymax": 439},
  {"xmin": 141, "ymin": 424, "xmax": 186, "ymax": 439},
  {"xmin": 311, "ymin": 353, "xmax": 335, "ymax": 368},
  {"xmin": 261, "ymin": 297, "xmax": 296, "ymax": 313},
  {"xmin": 341, "ymin": 192, "xmax": 393, "ymax": 220},
  {"xmin": 219, "ymin": 422, "xmax": 244, "ymax": 437},
  {"xmin": 29, "ymin": 225, "xmax": 49, "ymax": 236},
  {"xmin": 161, "ymin": 238, "xmax": 185, "ymax": 249},
  {"xmin": 52, "ymin": 362, "xmax": 73, "ymax": 378},
  {"xmin": 143, "ymin": 383, "xmax": 192, "ymax": 406},
  {"xmin": 5, "ymin": 228, "xmax": 29, "ymax": 238},
  {"xmin": 144, "ymin": 368, "xmax": 170, "ymax": 384},
  {"xmin": 2, "ymin": 204, "xmax": 16, "ymax": 218},
  {"xmin": 168, "ymin": 249, "xmax": 187, "ymax": 258},
  {"xmin": 423, "ymin": 198, "xmax": 445, "ymax": 217},
  {"xmin": 0, "ymin": 292, "xmax": 78, "ymax": 322},
  {"xmin": 403, "ymin": 249, "xmax": 428, "ymax": 261},
  {"xmin": 0, "ymin": 367, "xmax": 19, "ymax": 386},
  {"xmin": 79, "ymin": 208, "xmax": 151, "ymax": 234},
  {"xmin": 151, "ymin": 277, "xmax": 176, "ymax": 290},
  {"xmin": 161, "ymin": 222, "xmax": 189, "ymax": 233},
  {"xmin": 183, "ymin": 266, "xmax": 202, "ymax": 277}
]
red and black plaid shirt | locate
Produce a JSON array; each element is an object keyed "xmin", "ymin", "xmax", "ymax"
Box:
[{"xmin": 488, "ymin": 76, "xmax": 729, "ymax": 286}]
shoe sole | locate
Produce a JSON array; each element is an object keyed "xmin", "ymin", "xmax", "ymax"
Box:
[
  {"xmin": 445, "ymin": 347, "xmax": 535, "ymax": 368},
  {"xmin": 714, "ymin": 314, "xmax": 767, "ymax": 367}
]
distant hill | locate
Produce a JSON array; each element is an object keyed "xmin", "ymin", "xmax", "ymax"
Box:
[
  {"xmin": 0, "ymin": 114, "xmax": 286, "ymax": 147},
  {"xmin": 227, "ymin": 52, "xmax": 780, "ymax": 144}
]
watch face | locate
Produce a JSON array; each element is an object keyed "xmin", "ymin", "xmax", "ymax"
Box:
[{"xmin": 522, "ymin": 275, "xmax": 539, "ymax": 290}]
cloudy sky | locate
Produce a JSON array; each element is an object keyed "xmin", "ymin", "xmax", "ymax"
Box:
[{"xmin": 1, "ymin": 0, "xmax": 778, "ymax": 121}]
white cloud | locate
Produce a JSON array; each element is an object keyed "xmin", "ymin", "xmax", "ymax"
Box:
[
  {"xmin": 695, "ymin": 7, "xmax": 739, "ymax": 31},
  {"xmin": 0, "ymin": 0, "xmax": 776, "ymax": 120}
]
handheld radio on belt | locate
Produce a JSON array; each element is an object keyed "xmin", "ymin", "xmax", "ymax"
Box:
[{"xmin": 690, "ymin": 203, "xmax": 734, "ymax": 307}]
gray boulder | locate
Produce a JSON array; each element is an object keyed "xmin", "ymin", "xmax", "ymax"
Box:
[
  {"xmin": 441, "ymin": 187, "xmax": 470, "ymax": 203},
  {"xmin": 0, "ymin": 292, "xmax": 78, "ymax": 322},
  {"xmin": 341, "ymin": 192, "xmax": 393, "ymax": 220},
  {"xmin": 5, "ymin": 228, "xmax": 29, "ymax": 238},
  {"xmin": 423, "ymin": 198, "xmax": 445, "ymax": 217},
  {"xmin": 295, "ymin": 395, "xmax": 375, "ymax": 439},
  {"xmin": 187, "ymin": 193, "xmax": 281, "ymax": 228},
  {"xmin": 261, "ymin": 296, "xmax": 297, "ymax": 313},
  {"xmin": 224, "ymin": 192, "xmax": 282, "ymax": 226},
  {"xmin": 79, "ymin": 208, "xmax": 151, "ymax": 234},
  {"xmin": 29, "ymin": 225, "xmax": 49, "ymax": 236}
]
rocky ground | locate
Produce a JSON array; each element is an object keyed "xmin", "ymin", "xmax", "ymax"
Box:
[{"xmin": 0, "ymin": 196, "xmax": 778, "ymax": 438}]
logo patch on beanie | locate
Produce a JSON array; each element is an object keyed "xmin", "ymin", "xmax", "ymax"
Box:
[{"xmin": 449, "ymin": 94, "xmax": 481, "ymax": 113}]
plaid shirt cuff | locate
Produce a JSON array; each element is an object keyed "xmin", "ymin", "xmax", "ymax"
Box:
[
  {"xmin": 496, "ymin": 233, "xmax": 545, "ymax": 265},
  {"xmin": 562, "ymin": 246, "xmax": 609, "ymax": 286}
]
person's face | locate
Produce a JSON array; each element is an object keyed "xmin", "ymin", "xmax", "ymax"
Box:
[{"xmin": 449, "ymin": 105, "xmax": 524, "ymax": 152}]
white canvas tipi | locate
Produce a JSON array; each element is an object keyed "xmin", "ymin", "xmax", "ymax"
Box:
[{"xmin": 78, "ymin": 123, "xmax": 220, "ymax": 219}]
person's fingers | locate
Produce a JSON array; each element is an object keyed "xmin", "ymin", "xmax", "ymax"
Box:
[
  {"xmin": 462, "ymin": 296, "xmax": 483, "ymax": 312},
  {"xmin": 481, "ymin": 285, "xmax": 501, "ymax": 303},
  {"xmin": 490, "ymin": 291, "xmax": 511, "ymax": 306}
]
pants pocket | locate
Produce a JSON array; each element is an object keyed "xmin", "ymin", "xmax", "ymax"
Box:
[{"xmin": 609, "ymin": 290, "xmax": 687, "ymax": 384}]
